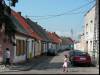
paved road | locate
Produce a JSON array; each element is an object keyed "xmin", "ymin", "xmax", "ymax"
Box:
[{"xmin": 0, "ymin": 51, "xmax": 99, "ymax": 74}]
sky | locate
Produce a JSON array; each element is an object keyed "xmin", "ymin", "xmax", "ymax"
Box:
[{"xmin": 6, "ymin": 0, "xmax": 95, "ymax": 40}]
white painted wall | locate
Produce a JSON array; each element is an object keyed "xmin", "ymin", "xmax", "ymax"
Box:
[
  {"xmin": 13, "ymin": 35, "xmax": 35, "ymax": 63},
  {"xmin": 48, "ymin": 43, "xmax": 52, "ymax": 49},
  {"xmin": 84, "ymin": 6, "xmax": 96, "ymax": 57},
  {"xmin": 13, "ymin": 35, "xmax": 27, "ymax": 63},
  {"xmin": 27, "ymin": 38, "xmax": 35, "ymax": 58},
  {"xmin": 74, "ymin": 42, "xmax": 84, "ymax": 52}
]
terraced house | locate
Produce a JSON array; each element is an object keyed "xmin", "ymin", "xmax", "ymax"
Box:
[
  {"xmin": 0, "ymin": 6, "xmax": 63, "ymax": 64},
  {"xmin": 12, "ymin": 10, "xmax": 42, "ymax": 63},
  {"xmin": 47, "ymin": 32, "xmax": 62, "ymax": 52},
  {"xmin": 25, "ymin": 18, "xmax": 51, "ymax": 55},
  {"xmin": 0, "ymin": 9, "xmax": 43, "ymax": 64}
]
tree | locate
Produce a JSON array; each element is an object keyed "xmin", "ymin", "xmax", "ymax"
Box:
[
  {"xmin": 11, "ymin": 0, "xmax": 18, "ymax": 7},
  {"xmin": 0, "ymin": 0, "xmax": 18, "ymax": 44}
]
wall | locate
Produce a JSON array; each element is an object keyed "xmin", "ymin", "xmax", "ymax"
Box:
[
  {"xmin": 13, "ymin": 34, "xmax": 35, "ymax": 63},
  {"xmin": 34, "ymin": 40, "xmax": 41, "ymax": 56},
  {"xmin": 84, "ymin": 6, "xmax": 96, "ymax": 57},
  {"xmin": 0, "ymin": 29, "xmax": 13, "ymax": 63},
  {"xmin": 13, "ymin": 35, "xmax": 26, "ymax": 63}
]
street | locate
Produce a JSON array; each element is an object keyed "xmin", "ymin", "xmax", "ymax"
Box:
[
  {"xmin": 0, "ymin": 51, "xmax": 99, "ymax": 74},
  {"xmin": 0, "ymin": 0, "xmax": 99, "ymax": 74}
]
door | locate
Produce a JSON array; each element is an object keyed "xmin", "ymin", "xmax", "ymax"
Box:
[{"xmin": 26, "ymin": 41, "xmax": 29, "ymax": 60}]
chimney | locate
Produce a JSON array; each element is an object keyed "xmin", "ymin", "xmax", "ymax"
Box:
[
  {"xmin": 44, "ymin": 29, "xmax": 46, "ymax": 31},
  {"xmin": 53, "ymin": 32, "xmax": 56, "ymax": 34},
  {"xmin": 35, "ymin": 22, "xmax": 38, "ymax": 24},
  {"xmin": 17, "ymin": 12, "xmax": 21, "ymax": 16}
]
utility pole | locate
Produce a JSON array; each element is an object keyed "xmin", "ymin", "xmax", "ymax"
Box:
[{"xmin": 70, "ymin": 28, "xmax": 74, "ymax": 40}]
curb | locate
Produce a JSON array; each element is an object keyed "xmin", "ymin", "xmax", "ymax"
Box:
[{"xmin": 9, "ymin": 65, "xmax": 32, "ymax": 71}]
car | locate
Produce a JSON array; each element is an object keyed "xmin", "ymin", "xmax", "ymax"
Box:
[
  {"xmin": 47, "ymin": 48, "xmax": 57, "ymax": 56},
  {"xmin": 69, "ymin": 50, "xmax": 92, "ymax": 66},
  {"xmin": 64, "ymin": 48, "xmax": 71, "ymax": 51}
]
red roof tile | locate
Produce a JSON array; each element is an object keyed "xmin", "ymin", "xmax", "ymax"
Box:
[
  {"xmin": 62, "ymin": 37, "xmax": 74, "ymax": 45},
  {"xmin": 48, "ymin": 32, "xmax": 61, "ymax": 44},
  {"xmin": 11, "ymin": 11, "xmax": 42, "ymax": 40}
]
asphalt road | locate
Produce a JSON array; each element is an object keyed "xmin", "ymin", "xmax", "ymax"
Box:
[{"xmin": 0, "ymin": 51, "xmax": 99, "ymax": 74}]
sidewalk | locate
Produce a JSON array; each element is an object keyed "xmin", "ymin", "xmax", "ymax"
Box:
[
  {"xmin": 0, "ymin": 63, "xmax": 32, "ymax": 73},
  {"xmin": 0, "ymin": 55, "xmax": 47, "ymax": 72}
]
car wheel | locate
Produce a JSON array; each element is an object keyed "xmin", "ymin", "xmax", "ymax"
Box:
[
  {"xmin": 71, "ymin": 61, "xmax": 75, "ymax": 66},
  {"xmin": 87, "ymin": 63, "xmax": 92, "ymax": 67}
]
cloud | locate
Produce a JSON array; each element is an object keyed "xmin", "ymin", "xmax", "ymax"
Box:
[
  {"xmin": 54, "ymin": 30, "xmax": 83, "ymax": 41},
  {"xmin": 55, "ymin": 31, "xmax": 70, "ymax": 37}
]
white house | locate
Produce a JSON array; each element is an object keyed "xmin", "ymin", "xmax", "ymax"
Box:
[{"xmin": 84, "ymin": 5, "xmax": 97, "ymax": 59}]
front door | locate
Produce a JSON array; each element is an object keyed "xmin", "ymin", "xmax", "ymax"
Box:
[{"xmin": 26, "ymin": 41, "xmax": 29, "ymax": 60}]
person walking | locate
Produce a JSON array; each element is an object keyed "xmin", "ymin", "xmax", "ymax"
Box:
[
  {"xmin": 5, "ymin": 48, "xmax": 11, "ymax": 67},
  {"xmin": 62, "ymin": 54, "xmax": 69, "ymax": 72}
]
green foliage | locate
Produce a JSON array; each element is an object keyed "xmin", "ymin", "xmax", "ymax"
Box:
[
  {"xmin": 1, "ymin": 14, "xmax": 16, "ymax": 44},
  {"xmin": 11, "ymin": 0, "xmax": 18, "ymax": 7},
  {"xmin": 0, "ymin": 0, "xmax": 18, "ymax": 44},
  {"xmin": 30, "ymin": 52, "xmax": 32, "ymax": 59}
]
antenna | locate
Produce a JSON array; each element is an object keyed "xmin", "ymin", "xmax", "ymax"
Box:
[{"xmin": 70, "ymin": 28, "xmax": 74, "ymax": 40}]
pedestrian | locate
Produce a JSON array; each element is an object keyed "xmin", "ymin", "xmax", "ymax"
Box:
[
  {"xmin": 5, "ymin": 48, "xmax": 11, "ymax": 67},
  {"xmin": 62, "ymin": 54, "xmax": 69, "ymax": 72}
]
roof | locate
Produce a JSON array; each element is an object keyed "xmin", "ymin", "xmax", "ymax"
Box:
[
  {"xmin": 10, "ymin": 13, "xmax": 28, "ymax": 35},
  {"xmin": 47, "ymin": 32, "xmax": 62, "ymax": 44},
  {"xmin": 11, "ymin": 10, "xmax": 42, "ymax": 40},
  {"xmin": 25, "ymin": 18, "xmax": 51, "ymax": 42},
  {"xmin": 53, "ymin": 32, "xmax": 62, "ymax": 40},
  {"xmin": 61, "ymin": 37, "xmax": 74, "ymax": 45}
]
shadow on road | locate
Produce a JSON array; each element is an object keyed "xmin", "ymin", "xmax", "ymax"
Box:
[
  {"xmin": 32, "ymin": 62, "xmax": 63, "ymax": 70},
  {"xmin": 31, "ymin": 51, "xmax": 64, "ymax": 70}
]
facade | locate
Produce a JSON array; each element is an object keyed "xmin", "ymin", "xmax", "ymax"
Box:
[
  {"xmin": 47, "ymin": 32, "xmax": 62, "ymax": 51},
  {"xmin": 0, "ymin": 6, "xmax": 62, "ymax": 64},
  {"xmin": 61, "ymin": 37, "xmax": 74, "ymax": 50},
  {"xmin": 80, "ymin": 33, "xmax": 85, "ymax": 51},
  {"xmin": 25, "ymin": 18, "xmax": 51, "ymax": 55},
  {"xmin": 0, "ymin": 9, "xmax": 44, "ymax": 63},
  {"xmin": 74, "ymin": 33, "xmax": 85, "ymax": 51},
  {"xmin": 12, "ymin": 11, "xmax": 43, "ymax": 59},
  {"xmin": 74, "ymin": 41, "xmax": 81, "ymax": 50},
  {"xmin": 84, "ymin": 6, "xmax": 97, "ymax": 58},
  {"xmin": 0, "ymin": 27, "xmax": 14, "ymax": 63},
  {"xmin": 0, "ymin": 11, "xmax": 32, "ymax": 63}
]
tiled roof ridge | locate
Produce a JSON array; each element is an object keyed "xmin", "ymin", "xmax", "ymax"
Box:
[{"xmin": 11, "ymin": 10, "xmax": 42, "ymax": 40}]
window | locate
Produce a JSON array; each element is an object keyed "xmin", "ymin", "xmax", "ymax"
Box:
[
  {"xmin": 16, "ymin": 39, "xmax": 26, "ymax": 56},
  {"xmin": 90, "ymin": 20, "xmax": 93, "ymax": 23},
  {"xmin": 86, "ymin": 24, "xmax": 88, "ymax": 32},
  {"xmin": 86, "ymin": 32, "xmax": 88, "ymax": 35}
]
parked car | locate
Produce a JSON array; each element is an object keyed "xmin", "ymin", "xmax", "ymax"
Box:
[
  {"xmin": 69, "ymin": 50, "xmax": 92, "ymax": 66},
  {"xmin": 47, "ymin": 48, "xmax": 57, "ymax": 56},
  {"xmin": 64, "ymin": 48, "xmax": 71, "ymax": 51}
]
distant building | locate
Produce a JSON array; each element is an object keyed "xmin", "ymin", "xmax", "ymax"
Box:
[
  {"xmin": 47, "ymin": 32, "xmax": 62, "ymax": 51},
  {"xmin": 74, "ymin": 33, "xmax": 85, "ymax": 52},
  {"xmin": 61, "ymin": 37, "xmax": 74, "ymax": 50},
  {"xmin": 25, "ymin": 18, "xmax": 51, "ymax": 55}
]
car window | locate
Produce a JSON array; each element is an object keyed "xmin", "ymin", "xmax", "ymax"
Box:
[
  {"xmin": 74, "ymin": 51, "xmax": 86, "ymax": 56},
  {"xmin": 69, "ymin": 51, "xmax": 74, "ymax": 56},
  {"xmin": 69, "ymin": 50, "xmax": 87, "ymax": 56}
]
